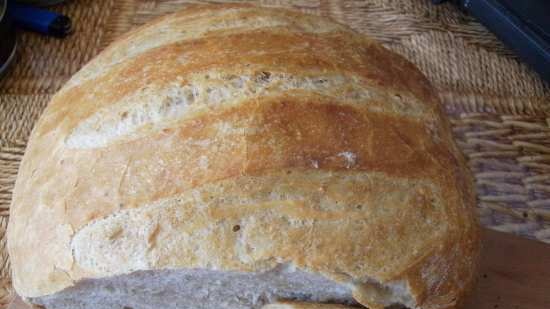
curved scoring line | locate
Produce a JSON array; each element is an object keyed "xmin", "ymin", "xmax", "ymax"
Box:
[
  {"xmin": 61, "ymin": 7, "xmax": 347, "ymax": 92},
  {"xmin": 65, "ymin": 70, "xmax": 432, "ymax": 149}
]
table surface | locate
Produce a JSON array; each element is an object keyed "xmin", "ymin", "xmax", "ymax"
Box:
[{"xmin": 0, "ymin": 0, "xmax": 549, "ymax": 306}]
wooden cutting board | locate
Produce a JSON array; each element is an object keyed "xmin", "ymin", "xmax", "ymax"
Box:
[
  {"xmin": 8, "ymin": 229, "xmax": 550, "ymax": 309},
  {"xmin": 463, "ymin": 229, "xmax": 550, "ymax": 309}
]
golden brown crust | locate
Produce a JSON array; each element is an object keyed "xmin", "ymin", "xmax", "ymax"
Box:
[{"xmin": 7, "ymin": 4, "xmax": 480, "ymax": 309}]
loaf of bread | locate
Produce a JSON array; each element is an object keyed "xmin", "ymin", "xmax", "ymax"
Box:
[{"xmin": 7, "ymin": 4, "xmax": 480, "ymax": 309}]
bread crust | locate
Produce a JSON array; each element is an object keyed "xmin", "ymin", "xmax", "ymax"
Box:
[{"xmin": 7, "ymin": 4, "xmax": 480, "ymax": 309}]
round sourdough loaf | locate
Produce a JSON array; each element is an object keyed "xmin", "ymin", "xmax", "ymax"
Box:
[{"xmin": 7, "ymin": 4, "xmax": 480, "ymax": 309}]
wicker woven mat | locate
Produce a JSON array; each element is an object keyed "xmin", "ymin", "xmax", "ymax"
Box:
[{"xmin": 0, "ymin": 0, "xmax": 549, "ymax": 305}]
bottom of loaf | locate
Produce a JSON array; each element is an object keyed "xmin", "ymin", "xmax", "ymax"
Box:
[
  {"xmin": 30, "ymin": 264, "xmax": 358, "ymax": 309},
  {"xmin": 29, "ymin": 263, "xmax": 416, "ymax": 309}
]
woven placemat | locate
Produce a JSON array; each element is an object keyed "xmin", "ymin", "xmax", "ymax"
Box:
[{"xmin": 0, "ymin": 0, "xmax": 549, "ymax": 305}]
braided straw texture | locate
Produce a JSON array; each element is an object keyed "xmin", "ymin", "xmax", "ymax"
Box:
[{"xmin": 0, "ymin": 0, "xmax": 549, "ymax": 305}]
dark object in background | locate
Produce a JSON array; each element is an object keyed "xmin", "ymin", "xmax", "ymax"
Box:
[
  {"xmin": 433, "ymin": 0, "xmax": 550, "ymax": 83},
  {"xmin": 17, "ymin": 0, "xmax": 67, "ymax": 6},
  {"xmin": 0, "ymin": 0, "xmax": 16, "ymax": 78},
  {"xmin": 0, "ymin": 0, "xmax": 72, "ymax": 79},
  {"xmin": 11, "ymin": 1, "xmax": 72, "ymax": 37}
]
